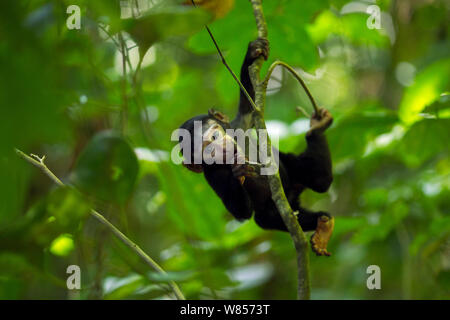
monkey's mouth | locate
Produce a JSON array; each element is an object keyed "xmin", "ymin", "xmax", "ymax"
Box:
[{"xmin": 202, "ymin": 137, "xmax": 241, "ymax": 164}]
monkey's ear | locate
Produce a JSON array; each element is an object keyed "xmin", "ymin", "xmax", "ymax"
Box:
[
  {"xmin": 183, "ymin": 163, "xmax": 204, "ymax": 173},
  {"xmin": 208, "ymin": 108, "xmax": 230, "ymax": 123}
]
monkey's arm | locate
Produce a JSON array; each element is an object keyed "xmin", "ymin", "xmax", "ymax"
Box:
[
  {"xmin": 203, "ymin": 166, "xmax": 253, "ymax": 221},
  {"xmin": 281, "ymin": 109, "xmax": 333, "ymax": 193},
  {"xmin": 232, "ymin": 39, "xmax": 269, "ymax": 129}
]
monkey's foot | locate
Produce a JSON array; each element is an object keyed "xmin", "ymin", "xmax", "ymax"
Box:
[
  {"xmin": 310, "ymin": 216, "xmax": 334, "ymax": 256},
  {"xmin": 232, "ymin": 162, "xmax": 260, "ymax": 185}
]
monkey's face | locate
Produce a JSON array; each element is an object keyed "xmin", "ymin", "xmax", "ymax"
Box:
[
  {"xmin": 179, "ymin": 110, "xmax": 245, "ymax": 172},
  {"xmin": 201, "ymin": 119, "xmax": 239, "ymax": 164}
]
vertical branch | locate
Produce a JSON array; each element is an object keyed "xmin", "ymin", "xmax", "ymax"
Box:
[
  {"xmin": 248, "ymin": 0, "xmax": 311, "ymax": 300},
  {"xmin": 251, "ymin": 0, "xmax": 267, "ymax": 39}
]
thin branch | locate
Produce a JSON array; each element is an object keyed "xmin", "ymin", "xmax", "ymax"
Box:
[
  {"xmin": 16, "ymin": 150, "xmax": 64, "ymax": 186},
  {"xmin": 99, "ymin": 24, "xmax": 133, "ymax": 75},
  {"xmin": 189, "ymin": 0, "xmax": 258, "ymax": 112},
  {"xmin": 296, "ymin": 106, "xmax": 311, "ymax": 118},
  {"xmin": 248, "ymin": 0, "xmax": 311, "ymax": 300},
  {"xmin": 250, "ymin": 0, "xmax": 267, "ymax": 39},
  {"xmin": 15, "ymin": 148, "xmax": 185, "ymax": 300},
  {"xmin": 118, "ymin": 33, "xmax": 129, "ymax": 134},
  {"xmin": 263, "ymin": 61, "xmax": 319, "ymax": 114},
  {"xmin": 133, "ymin": 55, "xmax": 144, "ymax": 86},
  {"xmin": 98, "ymin": 24, "xmax": 122, "ymax": 50}
]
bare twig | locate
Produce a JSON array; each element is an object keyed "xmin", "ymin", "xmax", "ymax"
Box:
[
  {"xmin": 98, "ymin": 24, "xmax": 122, "ymax": 50},
  {"xmin": 296, "ymin": 106, "xmax": 311, "ymax": 118},
  {"xmin": 189, "ymin": 0, "xmax": 258, "ymax": 111},
  {"xmin": 15, "ymin": 148, "xmax": 185, "ymax": 300},
  {"xmin": 263, "ymin": 61, "xmax": 319, "ymax": 114}
]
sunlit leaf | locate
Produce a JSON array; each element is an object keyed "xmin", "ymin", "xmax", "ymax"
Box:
[
  {"xmin": 103, "ymin": 274, "xmax": 146, "ymax": 300},
  {"xmin": 328, "ymin": 112, "xmax": 397, "ymax": 161},
  {"xmin": 307, "ymin": 10, "xmax": 390, "ymax": 47},
  {"xmin": 399, "ymin": 58, "xmax": 450, "ymax": 124},
  {"xmin": 49, "ymin": 234, "xmax": 74, "ymax": 257}
]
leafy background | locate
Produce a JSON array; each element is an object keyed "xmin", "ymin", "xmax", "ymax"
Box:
[{"xmin": 0, "ymin": 0, "xmax": 449, "ymax": 299}]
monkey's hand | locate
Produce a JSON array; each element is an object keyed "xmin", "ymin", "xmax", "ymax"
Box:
[
  {"xmin": 232, "ymin": 161, "xmax": 260, "ymax": 185},
  {"xmin": 307, "ymin": 108, "xmax": 333, "ymax": 136},
  {"xmin": 247, "ymin": 38, "xmax": 270, "ymax": 62},
  {"xmin": 310, "ymin": 215, "xmax": 335, "ymax": 256}
]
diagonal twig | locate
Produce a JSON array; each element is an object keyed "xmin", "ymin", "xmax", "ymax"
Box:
[
  {"xmin": 15, "ymin": 148, "xmax": 185, "ymax": 300},
  {"xmin": 189, "ymin": 0, "xmax": 258, "ymax": 112},
  {"xmin": 263, "ymin": 60, "xmax": 319, "ymax": 114}
]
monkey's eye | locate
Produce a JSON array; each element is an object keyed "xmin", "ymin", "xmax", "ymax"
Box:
[{"xmin": 211, "ymin": 131, "xmax": 220, "ymax": 141}]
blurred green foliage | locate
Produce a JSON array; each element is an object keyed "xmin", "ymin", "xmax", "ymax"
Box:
[{"xmin": 0, "ymin": 0, "xmax": 449, "ymax": 300}]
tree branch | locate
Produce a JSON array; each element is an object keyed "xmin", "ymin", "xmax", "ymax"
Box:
[
  {"xmin": 248, "ymin": 0, "xmax": 311, "ymax": 300},
  {"xmin": 15, "ymin": 148, "xmax": 185, "ymax": 300},
  {"xmin": 263, "ymin": 60, "xmax": 319, "ymax": 114}
]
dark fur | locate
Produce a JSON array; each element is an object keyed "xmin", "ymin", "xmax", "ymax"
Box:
[{"xmin": 179, "ymin": 40, "xmax": 333, "ymax": 232}]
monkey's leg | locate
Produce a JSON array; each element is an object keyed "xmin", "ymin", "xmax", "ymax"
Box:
[
  {"xmin": 254, "ymin": 202, "xmax": 335, "ymax": 256},
  {"xmin": 231, "ymin": 39, "xmax": 269, "ymax": 129}
]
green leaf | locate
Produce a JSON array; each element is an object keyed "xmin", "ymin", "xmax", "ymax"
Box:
[
  {"xmin": 147, "ymin": 270, "xmax": 196, "ymax": 283},
  {"xmin": 46, "ymin": 187, "xmax": 90, "ymax": 232},
  {"xmin": 436, "ymin": 271, "xmax": 450, "ymax": 290},
  {"xmin": 49, "ymin": 234, "xmax": 74, "ymax": 257},
  {"xmin": 399, "ymin": 58, "xmax": 450, "ymax": 124},
  {"xmin": 71, "ymin": 131, "xmax": 139, "ymax": 204},
  {"xmin": 157, "ymin": 162, "xmax": 227, "ymax": 240},
  {"xmin": 142, "ymin": 50, "xmax": 180, "ymax": 92},
  {"xmin": 103, "ymin": 274, "xmax": 145, "ymax": 300},
  {"xmin": 120, "ymin": 7, "xmax": 212, "ymax": 58},
  {"xmin": 328, "ymin": 112, "xmax": 398, "ymax": 161},
  {"xmin": 363, "ymin": 188, "xmax": 389, "ymax": 208},
  {"xmin": 332, "ymin": 216, "xmax": 366, "ymax": 238},
  {"xmin": 189, "ymin": 0, "xmax": 327, "ymax": 70},
  {"xmin": 352, "ymin": 201, "xmax": 409, "ymax": 244},
  {"xmin": 267, "ymin": 0, "xmax": 329, "ymax": 69},
  {"xmin": 307, "ymin": 10, "xmax": 390, "ymax": 47},
  {"xmin": 397, "ymin": 119, "xmax": 450, "ymax": 168},
  {"xmin": 410, "ymin": 215, "xmax": 450, "ymax": 255}
]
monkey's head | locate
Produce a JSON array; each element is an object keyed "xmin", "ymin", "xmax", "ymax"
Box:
[{"xmin": 178, "ymin": 109, "xmax": 241, "ymax": 173}]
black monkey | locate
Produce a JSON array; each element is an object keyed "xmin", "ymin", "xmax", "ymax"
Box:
[{"xmin": 178, "ymin": 39, "xmax": 335, "ymax": 256}]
